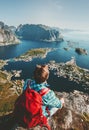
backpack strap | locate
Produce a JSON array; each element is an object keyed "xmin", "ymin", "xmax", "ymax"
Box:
[
  {"xmin": 27, "ymin": 80, "xmax": 50, "ymax": 97},
  {"xmin": 39, "ymin": 88, "xmax": 50, "ymax": 97},
  {"xmin": 27, "ymin": 80, "xmax": 31, "ymax": 88},
  {"xmin": 39, "ymin": 88, "xmax": 51, "ymax": 117}
]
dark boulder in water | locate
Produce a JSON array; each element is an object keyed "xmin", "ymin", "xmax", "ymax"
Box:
[{"xmin": 75, "ymin": 48, "xmax": 88, "ymax": 55}]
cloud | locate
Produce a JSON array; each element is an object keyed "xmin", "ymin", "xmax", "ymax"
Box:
[{"xmin": 51, "ymin": 0, "xmax": 63, "ymax": 9}]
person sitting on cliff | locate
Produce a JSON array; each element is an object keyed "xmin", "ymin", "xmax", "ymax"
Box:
[
  {"xmin": 13, "ymin": 64, "xmax": 64, "ymax": 130},
  {"xmin": 23, "ymin": 64, "xmax": 64, "ymax": 118}
]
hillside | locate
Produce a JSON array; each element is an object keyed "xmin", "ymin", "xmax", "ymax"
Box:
[
  {"xmin": 0, "ymin": 59, "xmax": 89, "ymax": 130},
  {"xmin": 16, "ymin": 24, "xmax": 63, "ymax": 42},
  {"xmin": 0, "ymin": 21, "xmax": 20, "ymax": 46}
]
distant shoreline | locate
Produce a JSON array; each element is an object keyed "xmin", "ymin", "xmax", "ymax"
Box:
[
  {"xmin": 0, "ymin": 41, "xmax": 20, "ymax": 47},
  {"xmin": 48, "ymin": 58, "xmax": 89, "ymax": 90}
]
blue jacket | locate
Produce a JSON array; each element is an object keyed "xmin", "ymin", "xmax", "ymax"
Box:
[{"xmin": 23, "ymin": 79, "xmax": 62, "ymax": 117}]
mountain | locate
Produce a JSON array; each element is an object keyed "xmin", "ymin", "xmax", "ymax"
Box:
[
  {"xmin": 0, "ymin": 59, "xmax": 89, "ymax": 130},
  {"xmin": 0, "ymin": 21, "xmax": 19, "ymax": 46},
  {"xmin": 9, "ymin": 26, "xmax": 17, "ymax": 33},
  {"xmin": 16, "ymin": 24, "xmax": 63, "ymax": 42}
]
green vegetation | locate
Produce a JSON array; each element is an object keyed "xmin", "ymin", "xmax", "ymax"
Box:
[
  {"xmin": 82, "ymin": 112, "xmax": 89, "ymax": 123},
  {"xmin": 15, "ymin": 48, "xmax": 52, "ymax": 61},
  {"xmin": 0, "ymin": 70, "xmax": 18, "ymax": 116},
  {"xmin": 77, "ymin": 67, "xmax": 85, "ymax": 73},
  {"xmin": 23, "ymin": 48, "xmax": 47, "ymax": 56},
  {"xmin": 0, "ymin": 85, "xmax": 3, "ymax": 91},
  {"xmin": 0, "ymin": 81, "xmax": 17, "ymax": 115},
  {"xmin": 0, "ymin": 71, "xmax": 7, "ymax": 79}
]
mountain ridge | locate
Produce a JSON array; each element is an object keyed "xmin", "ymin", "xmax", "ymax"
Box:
[
  {"xmin": 0, "ymin": 21, "xmax": 19, "ymax": 46},
  {"xmin": 16, "ymin": 24, "xmax": 63, "ymax": 42}
]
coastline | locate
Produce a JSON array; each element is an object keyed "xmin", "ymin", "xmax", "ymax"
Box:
[
  {"xmin": 0, "ymin": 41, "xmax": 20, "ymax": 47},
  {"xmin": 0, "ymin": 54, "xmax": 89, "ymax": 90},
  {"xmin": 14, "ymin": 48, "xmax": 55, "ymax": 62},
  {"xmin": 48, "ymin": 57, "xmax": 89, "ymax": 90}
]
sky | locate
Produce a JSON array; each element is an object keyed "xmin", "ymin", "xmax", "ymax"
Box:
[{"xmin": 0, "ymin": 0, "xmax": 89, "ymax": 30}]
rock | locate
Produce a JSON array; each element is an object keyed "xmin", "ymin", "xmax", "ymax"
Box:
[
  {"xmin": 11, "ymin": 125, "xmax": 48, "ymax": 130},
  {"xmin": 0, "ymin": 91, "xmax": 89, "ymax": 130},
  {"xmin": 0, "ymin": 59, "xmax": 89, "ymax": 130},
  {"xmin": 75, "ymin": 48, "xmax": 88, "ymax": 55},
  {"xmin": 52, "ymin": 106, "xmax": 89, "ymax": 130},
  {"xmin": 63, "ymin": 47, "xmax": 69, "ymax": 51},
  {"xmin": 48, "ymin": 58, "xmax": 89, "ymax": 89},
  {"xmin": 0, "ymin": 21, "xmax": 20, "ymax": 46},
  {"xmin": 0, "ymin": 21, "xmax": 4, "ymax": 29},
  {"xmin": 16, "ymin": 24, "xmax": 63, "ymax": 42}
]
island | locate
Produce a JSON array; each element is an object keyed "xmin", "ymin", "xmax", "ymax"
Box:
[
  {"xmin": 15, "ymin": 48, "xmax": 53, "ymax": 62},
  {"xmin": 75, "ymin": 48, "xmax": 88, "ymax": 55},
  {"xmin": 16, "ymin": 24, "xmax": 64, "ymax": 42}
]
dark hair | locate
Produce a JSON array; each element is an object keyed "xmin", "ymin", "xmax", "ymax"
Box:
[{"xmin": 34, "ymin": 65, "xmax": 49, "ymax": 84}]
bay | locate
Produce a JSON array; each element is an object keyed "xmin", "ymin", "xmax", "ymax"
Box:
[{"xmin": 0, "ymin": 31, "xmax": 89, "ymax": 93}]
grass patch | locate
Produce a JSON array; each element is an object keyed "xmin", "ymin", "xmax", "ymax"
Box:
[
  {"xmin": 77, "ymin": 67, "xmax": 85, "ymax": 73},
  {"xmin": 0, "ymin": 81, "xmax": 18, "ymax": 115},
  {"xmin": 82, "ymin": 112, "xmax": 89, "ymax": 123},
  {"xmin": 0, "ymin": 95, "xmax": 17, "ymax": 114},
  {"xmin": 0, "ymin": 72, "xmax": 7, "ymax": 79},
  {"xmin": 0, "ymin": 85, "xmax": 3, "ymax": 91},
  {"xmin": 24, "ymin": 48, "xmax": 46, "ymax": 56}
]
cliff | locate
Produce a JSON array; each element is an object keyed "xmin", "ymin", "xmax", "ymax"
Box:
[
  {"xmin": 0, "ymin": 60, "xmax": 89, "ymax": 130},
  {"xmin": 16, "ymin": 24, "xmax": 63, "ymax": 42},
  {"xmin": 0, "ymin": 91, "xmax": 89, "ymax": 130},
  {"xmin": 0, "ymin": 21, "xmax": 19, "ymax": 46}
]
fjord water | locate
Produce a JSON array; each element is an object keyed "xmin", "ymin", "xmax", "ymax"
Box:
[{"xmin": 1, "ymin": 31, "xmax": 89, "ymax": 93}]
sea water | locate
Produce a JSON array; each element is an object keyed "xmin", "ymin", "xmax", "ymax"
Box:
[{"xmin": 1, "ymin": 30, "xmax": 89, "ymax": 93}]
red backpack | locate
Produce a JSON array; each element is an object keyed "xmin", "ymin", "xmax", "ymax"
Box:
[{"xmin": 14, "ymin": 80, "xmax": 51, "ymax": 130}]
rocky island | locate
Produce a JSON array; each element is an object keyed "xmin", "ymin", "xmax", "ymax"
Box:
[
  {"xmin": 15, "ymin": 48, "xmax": 53, "ymax": 62},
  {"xmin": 0, "ymin": 21, "xmax": 20, "ymax": 46},
  {"xmin": 75, "ymin": 48, "xmax": 88, "ymax": 55},
  {"xmin": 16, "ymin": 24, "xmax": 63, "ymax": 42}
]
